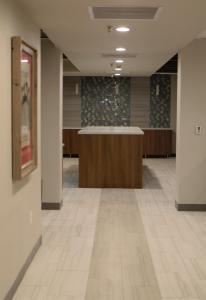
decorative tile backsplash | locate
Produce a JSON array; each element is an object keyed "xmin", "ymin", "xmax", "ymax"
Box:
[
  {"xmin": 81, "ymin": 77, "xmax": 131, "ymax": 126},
  {"xmin": 150, "ymin": 74, "xmax": 171, "ymax": 128},
  {"xmin": 63, "ymin": 75, "xmax": 172, "ymax": 128}
]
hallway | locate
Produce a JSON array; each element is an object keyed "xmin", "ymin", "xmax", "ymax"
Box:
[
  {"xmin": 13, "ymin": 158, "xmax": 206, "ymax": 300},
  {"xmin": 2, "ymin": 1, "xmax": 206, "ymax": 299}
]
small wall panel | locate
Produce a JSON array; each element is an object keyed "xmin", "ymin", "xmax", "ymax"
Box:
[
  {"xmin": 63, "ymin": 76, "xmax": 81, "ymax": 128},
  {"xmin": 130, "ymin": 77, "xmax": 150, "ymax": 127}
]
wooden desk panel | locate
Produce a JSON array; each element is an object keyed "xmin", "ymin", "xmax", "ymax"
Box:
[{"xmin": 79, "ymin": 134, "xmax": 143, "ymax": 188}]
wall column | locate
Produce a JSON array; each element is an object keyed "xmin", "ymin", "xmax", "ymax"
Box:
[
  {"xmin": 41, "ymin": 39, "xmax": 63, "ymax": 209},
  {"xmin": 170, "ymin": 75, "xmax": 177, "ymax": 155},
  {"xmin": 176, "ymin": 39, "xmax": 206, "ymax": 210}
]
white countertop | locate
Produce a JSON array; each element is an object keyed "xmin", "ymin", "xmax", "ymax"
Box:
[
  {"xmin": 142, "ymin": 128, "xmax": 173, "ymax": 130},
  {"xmin": 63, "ymin": 127, "xmax": 173, "ymax": 131},
  {"xmin": 63, "ymin": 127, "xmax": 81, "ymax": 129},
  {"xmin": 78, "ymin": 126, "xmax": 144, "ymax": 135}
]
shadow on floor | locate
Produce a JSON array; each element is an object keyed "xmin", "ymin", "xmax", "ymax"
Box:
[
  {"xmin": 63, "ymin": 162, "xmax": 162, "ymax": 190},
  {"xmin": 143, "ymin": 165, "xmax": 162, "ymax": 190},
  {"xmin": 63, "ymin": 164, "xmax": 79, "ymax": 188}
]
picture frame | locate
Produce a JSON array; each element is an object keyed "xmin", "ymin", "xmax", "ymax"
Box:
[{"xmin": 12, "ymin": 37, "xmax": 38, "ymax": 180}]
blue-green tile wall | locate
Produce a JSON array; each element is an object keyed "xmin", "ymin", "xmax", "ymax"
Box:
[
  {"xmin": 79, "ymin": 75, "xmax": 171, "ymax": 127},
  {"xmin": 81, "ymin": 77, "xmax": 131, "ymax": 126},
  {"xmin": 150, "ymin": 74, "xmax": 171, "ymax": 128}
]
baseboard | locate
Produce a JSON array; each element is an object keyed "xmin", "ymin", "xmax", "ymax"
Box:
[
  {"xmin": 41, "ymin": 201, "xmax": 63, "ymax": 210},
  {"xmin": 4, "ymin": 236, "xmax": 42, "ymax": 300},
  {"xmin": 63, "ymin": 154, "xmax": 79, "ymax": 158},
  {"xmin": 176, "ymin": 201, "xmax": 206, "ymax": 211},
  {"xmin": 143, "ymin": 155, "xmax": 171, "ymax": 158}
]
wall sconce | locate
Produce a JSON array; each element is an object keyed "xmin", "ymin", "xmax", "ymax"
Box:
[
  {"xmin": 115, "ymin": 84, "xmax": 119, "ymax": 96},
  {"xmin": 75, "ymin": 83, "xmax": 79, "ymax": 95},
  {"xmin": 156, "ymin": 84, "xmax": 160, "ymax": 96}
]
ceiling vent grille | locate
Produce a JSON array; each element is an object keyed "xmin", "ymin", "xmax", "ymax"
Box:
[
  {"xmin": 90, "ymin": 7, "xmax": 159, "ymax": 20},
  {"xmin": 102, "ymin": 53, "xmax": 137, "ymax": 59}
]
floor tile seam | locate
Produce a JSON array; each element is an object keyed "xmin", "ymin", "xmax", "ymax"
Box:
[
  {"xmin": 79, "ymin": 189, "xmax": 102, "ymax": 300},
  {"xmin": 38, "ymin": 191, "xmax": 101, "ymax": 299},
  {"xmin": 134, "ymin": 190, "xmax": 163, "ymax": 299},
  {"xmin": 136, "ymin": 191, "xmax": 202, "ymax": 299}
]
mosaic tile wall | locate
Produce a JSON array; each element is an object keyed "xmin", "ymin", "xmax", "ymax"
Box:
[
  {"xmin": 81, "ymin": 77, "xmax": 131, "ymax": 126},
  {"xmin": 150, "ymin": 74, "xmax": 171, "ymax": 128}
]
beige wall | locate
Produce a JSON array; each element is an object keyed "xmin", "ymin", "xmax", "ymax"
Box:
[
  {"xmin": 41, "ymin": 39, "xmax": 63, "ymax": 205},
  {"xmin": 177, "ymin": 39, "xmax": 206, "ymax": 205},
  {"xmin": 170, "ymin": 75, "xmax": 177, "ymax": 154},
  {"xmin": 0, "ymin": 1, "xmax": 41, "ymax": 299}
]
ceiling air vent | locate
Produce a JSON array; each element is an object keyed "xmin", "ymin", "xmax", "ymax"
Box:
[
  {"xmin": 102, "ymin": 53, "xmax": 137, "ymax": 59},
  {"xmin": 90, "ymin": 7, "xmax": 159, "ymax": 20}
]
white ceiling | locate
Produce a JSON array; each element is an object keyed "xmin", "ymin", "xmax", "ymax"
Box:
[{"xmin": 18, "ymin": 0, "xmax": 206, "ymax": 76}]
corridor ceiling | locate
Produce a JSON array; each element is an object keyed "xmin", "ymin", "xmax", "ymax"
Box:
[{"xmin": 18, "ymin": 0, "xmax": 206, "ymax": 76}]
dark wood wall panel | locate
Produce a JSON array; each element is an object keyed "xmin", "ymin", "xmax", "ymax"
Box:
[
  {"xmin": 143, "ymin": 129, "xmax": 172, "ymax": 156},
  {"xmin": 63, "ymin": 129, "xmax": 80, "ymax": 155}
]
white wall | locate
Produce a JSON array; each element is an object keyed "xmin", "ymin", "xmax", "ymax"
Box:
[
  {"xmin": 41, "ymin": 39, "xmax": 63, "ymax": 205},
  {"xmin": 177, "ymin": 39, "xmax": 206, "ymax": 205},
  {"xmin": 0, "ymin": 1, "xmax": 41, "ymax": 299}
]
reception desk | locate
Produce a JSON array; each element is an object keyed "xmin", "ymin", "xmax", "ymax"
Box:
[
  {"xmin": 63, "ymin": 127, "xmax": 173, "ymax": 157},
  {"xmin": 78, "ymin": 126, "xmax": 144, "ymax": 189}
]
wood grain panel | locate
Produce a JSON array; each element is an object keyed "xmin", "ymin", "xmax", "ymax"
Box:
[
  {"xmin": 143, "ymin": 129, "xmax": 172, "ymax": 156},
  {"xmin": 68, "ymin": 129, "xmax": 80, "ymax": 155},
  {"xmin": 63, "ymin": 129, "xmax": 80, "ymax": 155},
  {"xmin": 63, "ymin": 130, "xmax": 69, "ymax": 155},
  {"xmin": 79, "ymin": 134, "xmax": 143, "ymax": 188}
]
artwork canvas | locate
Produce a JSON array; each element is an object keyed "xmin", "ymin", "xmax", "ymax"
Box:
[{"xmin": 12, "ymin": 37, "xmax": 37, "ymax": 180}]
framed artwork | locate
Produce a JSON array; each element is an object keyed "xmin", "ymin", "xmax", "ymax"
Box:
[{"xmin": 12, "ymin": 37, "xmax": 37, "ymax": 180}]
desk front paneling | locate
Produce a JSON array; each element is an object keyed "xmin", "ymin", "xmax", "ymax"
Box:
[{"xmin": 79, "ymin": 134, "xmax": 143, "ymax": 188}]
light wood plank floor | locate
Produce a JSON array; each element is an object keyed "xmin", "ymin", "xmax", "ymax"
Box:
[
  {"xmin": 85, "ymin": 189, "xmax": 161, "ymax": 300},
  {"xmin": 13, "ymin": 158, "xmax": 206, "ymax": 300}
]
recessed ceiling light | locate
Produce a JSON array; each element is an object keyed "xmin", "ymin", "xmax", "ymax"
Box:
[
  {"xmin": 116, "ymin": 47, "xmax": 126, "ymax": 52},
  {"xmin": 115, "ymin": 67, "xmax": 122, "ymax": 71},
  {"xmin": 116, "ymin": 26, "xmax": 130, "ymax": 32},
  {"xmin": 115, "ymin": 59, "xmax": 124, "ymax": 63},
  {"xmin": 115, "ymin": 73, "xmax": 121, "ymax": 76}
]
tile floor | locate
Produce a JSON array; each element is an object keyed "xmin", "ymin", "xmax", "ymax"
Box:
[{"xmin": 13, "ymin": 158, "xmax": 206, "ymax": 300}]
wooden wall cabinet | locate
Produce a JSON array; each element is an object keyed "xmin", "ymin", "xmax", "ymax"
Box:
[
  {"xmin": 63, "ymin": 129, "xmax": 80, "ymax": 155},
  {"xmin": 143, "ymin": 129, "xmax": 172, "ymax": 157}
]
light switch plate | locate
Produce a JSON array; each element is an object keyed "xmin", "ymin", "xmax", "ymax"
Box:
[{"xmin": 195, "ymin": 125, "xmax": 201, "ymax": 135}]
